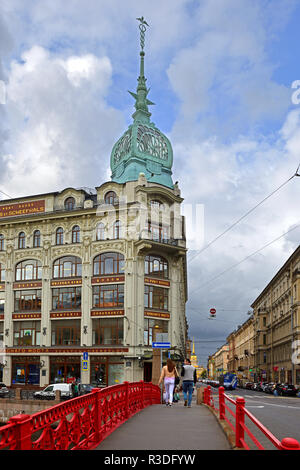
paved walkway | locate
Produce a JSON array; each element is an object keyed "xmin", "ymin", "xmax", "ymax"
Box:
[{"xmin": 95, "ymin": 398, "xmax": 231, "ymax": 450}]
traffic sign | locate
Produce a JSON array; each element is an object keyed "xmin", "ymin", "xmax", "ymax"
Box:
[
  {"xmin": 152, "ymin": 342, "xmax": 171, "ymax": 349},
  {"xmin": 210, "ymin": 308, "xmax": 216, "ymax": 315},
  {"xmin": 82, "ymin": 360, "xmax": 88, "ymax": 371},
  {"xmin": 83, "ymin": 351, "xmax": 88, "ymax": 360}
]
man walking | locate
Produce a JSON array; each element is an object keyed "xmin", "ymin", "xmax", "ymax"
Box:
[{"xmin": 181, "ymin": 358, "xmax": 197, "ymax": 408}]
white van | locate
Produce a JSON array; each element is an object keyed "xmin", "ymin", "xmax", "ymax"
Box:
[{"xmin": 34, "ymin": 383, "xmax": 73, "ymax": 400}]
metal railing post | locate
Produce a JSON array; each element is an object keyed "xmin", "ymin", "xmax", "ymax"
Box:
[
  {"xmin": 207, "ymin": 385, "xmax": 211, "ymax": 406},
  {"xmin": 91, "ymin": 388, "xmax": 101, "ymax": 444},
  {"xmin": 140, "ymin": 380, "xmax": 145, "ymax": 408},
  {"xmin": 8, "ymin": 414, "xmax": 32, "ymax": 450},
  {"xmin": 235, "ymin": 397, "xmax": 246, "ymax": 448},
  {"xmin": 124, "ymin": 381, "xmax": 130, "ymax": 419},
  {"xmin": 219, "ymin": 386, "xmax": 225, "ymax": 420}
]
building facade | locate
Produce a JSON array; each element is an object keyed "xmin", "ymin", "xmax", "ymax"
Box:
[
  {"xmin": 0, "ymin": 20, "xmax": 188, "ymax": 389},
  {"xmin": 226, "ymin": 316, "xmax": 254, "ymax": 383},
  {"xmin": 211, "ymin": 344, "xmax": 229, "ymax": 380},
  {"xmin": 251, "ymin": 245, "xmax": 300, "ymax": 384}
]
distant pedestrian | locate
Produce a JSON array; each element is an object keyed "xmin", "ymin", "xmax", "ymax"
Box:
[
  {"xmin": 158, "ymin": 358, "xmax": 178, "ymax": 406},
  {"xmin": 181, "ymin": 358, "xmax": 197, "ymax": 408}
]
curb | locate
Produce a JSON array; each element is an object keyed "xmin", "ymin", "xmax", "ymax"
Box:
[{"xmin": 201, "ymin": 403, "xmax": 244, "ymax": 451}]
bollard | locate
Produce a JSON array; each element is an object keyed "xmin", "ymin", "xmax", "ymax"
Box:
[
  {"xmin": 280, "ymin": 438, "xmax": 300, "ymax": 450},
  {"xmin": 235, "ymin": 397, "xmax": 246, "ymax": 448},
  {"xmin": 219, "ymin": 386, "xmax": 225, "ymax": 420}
]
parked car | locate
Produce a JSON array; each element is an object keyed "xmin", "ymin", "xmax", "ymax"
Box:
[
  {"xmin": 265, "ymin": 383, "xmax": 276, "ymax": 394},
  {"xmin": 245, "ymin": 382, "xmax": 254, "ymax": 390},
  {"xmin": 78, "ymin": 384, "xmax": 96, "ymax": 396},
  {"xmin": 0, "ymin": 382, "xmax": 9, "ymax": 398},
  {"xmin": 34, "ymin": 383, "xmax": 73, "ymax": 400},
  {"xmin": 275, "ymin": 383, "xmax": 298, "ymax": 397},
  {"xmin": 255, "ymin": 382, "xmax": 268, "ymax": 392}
]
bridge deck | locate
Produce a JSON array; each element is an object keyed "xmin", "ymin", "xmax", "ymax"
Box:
[{"xmin": 95, "ymin": 398, "xmax": 230, "ymax": 450}]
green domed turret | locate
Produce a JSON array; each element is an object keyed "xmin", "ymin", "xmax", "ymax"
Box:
[{"xmin": 110, "ymin": 18, "xmax": 174, "ymax": 189}]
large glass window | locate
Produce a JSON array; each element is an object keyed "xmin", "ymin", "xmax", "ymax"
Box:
[
  {"xmin": 18, "ymin": 232, "xmax": 26, "ymax": 249},
  {"xmin": 56, "ymin": 227, "xmax": 64, "ymax": 245},
  {"xmin": 93, "ymin": 252, "xmax": 125, "ymax": 276},
  {"xmin": 53, "ymin": 256, "xmax": 82, "ymax": 278},
  {"xmin": 14, "ymin": 289, "xmax": 42, "ymax": 312},
  {"xmin": 148, "ymin": 223, "xmax": 169, "ymax": 242},
  {"xmin": 96, "ymin": 222, "xmax": 105, "ymax": 241},
  {"xmin": 144, "ymin": 285, "xmax": 169, "ymax": 311},
  {"xmin": 144, "ymin": 319, "xmax": 168, "ymax": 346},
  {"xmin": 52, "ymin": 287, "xmax": 82, "ymax": 310},
  {"xmin": 92, "ymin": 318, "xmax": 123, "ymax": 346},
  {"xmin": 13, "ymin": 321, "xmax": 41, "ymax": 346},
  {"xmin": 64, "ymin": 197, "xmax": 75, "ymax": 210},
  {"xmin": 0, "ymin": 264, "xmax": 5, "ymax": 282},
  {"xmin": 113, "ymin": 220, "xmax": 121, "ymax": 239},
  {"xmin": 51, "ymin": 320, "xmax": 81, "ymax": 346},
  {"xmin": 12, "ymin": 358, "xmax": 40, "ymax": 385},
  {"xmin": 104, "ymin": 191, "xmax": 118, "ymax": 205},
  {"xmin": 33, "ymin": 230, "xmax": 41, "ymax": 248},
  {"xmin": 15, "ymin": 259, "xmax": 42, "ymax": 281},
  {"xmin": 72, "ymin": 225, "xmax": 80, "ymax": 243},
  {"xmin": 92, "ymin": 284, "xmax": 124, "ymax": 308},
  {"xmin": 145, "ymin": 254, "xmax": 168, "ymax": 279},
  {"xmin": 0, "ymin": 234, "xmax": 4, "ymax": 251}
]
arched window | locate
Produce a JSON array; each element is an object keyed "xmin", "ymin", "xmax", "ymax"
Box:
[
  {"xmin": 64, "ymin": 197, "xmax": 75, "ymax": 211},
  {"xmin": 56, "ymin": 227, "xmax": 64, "ymax": 245},
  {"xmin": 53, "ymin": 256, "xmax": 82, "ymax": 279},
  {"xmin": 33, "ymin": 230, "xmax": 41, "ymax": 248},
  {"xmin": 72, "ymin": 225, "xmax": 80, "ymax": 244},
  {"xmin": 96, "ymin": 222, "xmax": 105, "ymax": 241},
  {"xmin": 18, "ymin": 232, "xmax": 26, "ymax": 249},
  {"xmin": 93, "ymin": 252, "xmax": 125, "ymax": 276},
  {"xmin": 0, "ymin": 263, "xmax": 5, "ymax": 282},
  {"xmin": 150, "ymin": 200, "xmax": 164, "ymax": 211},
  {"xmin": 0, "ymin": 234, "xmax": 4, "ymax": 251},
  {"xmin": 113, "ymin": 220, "xmax": 121, "ymax": 240},
  {"xmin": 145, "ymin": 254, "xmax": 168, "ymax": 279},
  {"xmin": 104, "ymin": 191, "xmax": 118, "ymax": 205},
  {"xmin": 15, "ymin": 259, "xmax": 42, "ymax": 281}
]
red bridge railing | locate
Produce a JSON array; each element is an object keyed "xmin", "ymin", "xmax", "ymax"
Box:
[
  {"xmin": 203, "ymin": 385, "xmax": 300, "ymax": 450},
  {"xmin": 0, "ymin": 380, "xmax": 160, "ymax": 450}
]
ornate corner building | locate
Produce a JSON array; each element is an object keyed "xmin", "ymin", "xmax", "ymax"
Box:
[{"xmin": 0, "ymin": 20, "xmax": 188, "ymax": 388}]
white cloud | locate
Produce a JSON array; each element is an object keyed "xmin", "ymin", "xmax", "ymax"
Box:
[{"xmin": 2, "ymin": 45, "xmax": 124, "ymax": 196}]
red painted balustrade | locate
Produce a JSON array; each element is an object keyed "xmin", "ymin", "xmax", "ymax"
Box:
[
  {"xmin": 203, "ymin": 385, "xmax": 300, "ymax": 450},
  {"xmin": 0, "ymin": 380, "xmax": 161, "ymax": 450}
]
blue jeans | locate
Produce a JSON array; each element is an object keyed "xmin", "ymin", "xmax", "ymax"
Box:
[{"xmin": 182, "ymin": 381, "xmax": 194, "ymax": 406}]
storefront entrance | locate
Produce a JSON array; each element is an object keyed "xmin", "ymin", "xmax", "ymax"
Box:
[
  {"xmin": 90, "ymin": 356, "xmax": 124, "ymax": 386},
  {"xmin": 50, "ymin": 356, "xmax": 81, "ymax": 384},
  {"xmin": 12, "ymin": 357, "xmax": 40, "ymax": 386},
  {"xmin": 143, "ymin": 362, "xmax": 152, "ymax": 382}
]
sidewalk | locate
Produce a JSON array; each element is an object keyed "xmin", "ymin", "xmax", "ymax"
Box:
[{"xmin": 95, "ymin": 397, "xmax": 231, "ymax": 450}]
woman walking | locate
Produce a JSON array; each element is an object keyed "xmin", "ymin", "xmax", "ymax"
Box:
[{"xmin": 158, "ymin": 358, "xmax": 178, "ymax": 406}]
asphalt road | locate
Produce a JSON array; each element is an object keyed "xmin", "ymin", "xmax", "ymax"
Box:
[{"xmin": 208, "ymin": 386, "xmax": 300, "ymax": 450}]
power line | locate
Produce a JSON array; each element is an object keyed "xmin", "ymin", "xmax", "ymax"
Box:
[
  {"xmin": 188, "ymin": 166, "xmax": 300, "ymax": 264},
  {"xmin": 0, "ymin": 189, "xmax": 13, "ymax": 199},
  {"xmin": 189, "ymin": 222, "xmax": 300, "ymax": 293}
]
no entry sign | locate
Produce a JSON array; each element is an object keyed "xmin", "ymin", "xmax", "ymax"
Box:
[{"xmin": 210, "ymin": 308, "xmax": 216, "ymax": 315}]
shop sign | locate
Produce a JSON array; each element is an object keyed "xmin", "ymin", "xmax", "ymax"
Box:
[{"xmin": 0, "ymin": 200, "xmax": 45, "ymax": 218}]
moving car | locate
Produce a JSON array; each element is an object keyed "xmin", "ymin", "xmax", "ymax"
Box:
[
  {"xmin": 34, "ymin": 383, "xmax": 73, "ymax": 400},
  {"xmin": 0, "ymin": 382, "xmax": 9, "ymax": 398}
]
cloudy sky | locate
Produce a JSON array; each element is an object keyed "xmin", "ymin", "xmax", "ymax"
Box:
[{"xmin": 1, "ymin": 0, "xmax": 300, "ymax": 365}]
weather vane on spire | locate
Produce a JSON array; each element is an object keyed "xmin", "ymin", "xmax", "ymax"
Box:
[{"xmin": 136, "ymin": 17, "xmax": 149, "ymax": 51}]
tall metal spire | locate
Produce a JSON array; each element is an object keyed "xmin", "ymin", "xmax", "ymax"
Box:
[{"xmin": 128, "ymin": 17, "xmax": 155, "ymax": 123}]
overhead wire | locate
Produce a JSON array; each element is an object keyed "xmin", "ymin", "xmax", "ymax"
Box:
[
  {"xmin": 189, "ymin": 221, "xmax": 300, "ymax": 294},
  {"xmin": 188, "ymin": 165, "xmax": 300, "ymax": 264}
]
